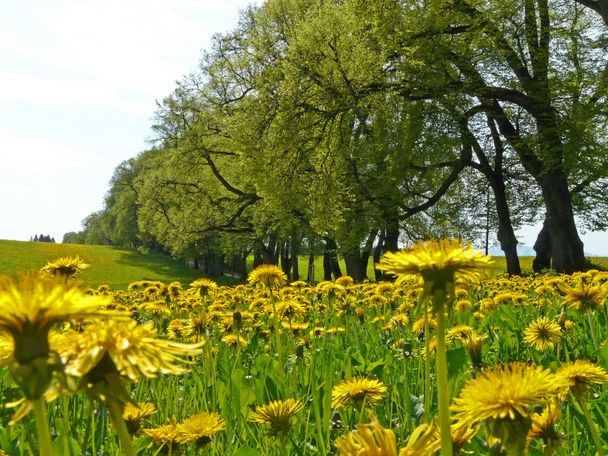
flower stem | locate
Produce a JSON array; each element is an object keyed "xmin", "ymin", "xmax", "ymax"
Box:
[
  {"xmin": 106, "ymin": 399, "xmax": 136, "ymax": 456},
  {"xmin": 434, "ymin": 291, "xmax": 453, "ymax": 456},
  {"xmin": 424, "ymin": 308, "xmax": 432, "ymax": 420},
  {"xmin": 578, "ymin": 397, "xmax": 605, "ymax": 456},
  {"xmin": 587, "ymin": 312, "xmax": 598, "ymax": 352},
  {"xmin": 32, "ymin": 397, "xmax": 53, "ymax": 456}
]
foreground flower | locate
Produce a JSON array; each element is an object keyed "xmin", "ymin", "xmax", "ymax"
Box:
[
  {"xmin": 40, "ymin": 256, "xmax": 89, "ymax": 278},
  {"xmin": 249, "ymin": 399, "xmax": 303, "ymax": 436},
  {"xmin": 523, "ymin": 316, "xmax": 562, "ymax": 351},
  {"xmin": 451, "ymin": 362, "xmax": 569, "ymax": 455},
  {"xmin": 176, "ymin": 412, "xmax": 226, "ymax": 447},
  {"xmin": 0, "ymin": 275, "xmax": 116, "ymax": 398},
  {"xmin": 60, "ymin": 320, "xmax": 204, "ymax": 381},
  {"xmin": 378, "ymin": 239, "xmax": 493, "ymax": 289},
  {"xmin": 331, "ymin": 377, "xmax": 387, "ymax": 410},
  {"xmin": 248, "ymin": 264, "xmax": 288, "ymax": 289},
  {"xmin": 399, "ymin": 422, "xmax": 441, "ymax": 456},
  {"xmin": 335, "ymin": 416, "xmax": 397, "ymax": 456}
]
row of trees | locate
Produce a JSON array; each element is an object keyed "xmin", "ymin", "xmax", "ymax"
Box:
[
  {"xmin": 71, "ymin": 0, "xmax": 608, "ymax": 279},
  {"xmin": 30, "ymin": 234, "xmax": 56, "ymax": 243}
]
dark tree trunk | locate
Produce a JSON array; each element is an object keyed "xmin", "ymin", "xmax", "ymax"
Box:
[
  {"xmin": 373, "ymin": 230, "xmax": 386, "ymax": 281},
  {"xmin": 491, "ymin": 179, "xmax": 521, "ymax": 275},
  {"xmin": 280, "ymin": 242, "xmax": 292, "ymax": 279},
  {"xmin": 308, "ymin": 243, "xmax": 317, "ymax": 282},
  {"xmin": 539, "ymin": 172, "xmax": 587, "ymax": 273},
  {"xmin": 323, "ymin": 238, "xmax": 342, "ymax": 280},
  {"xmin": 323, "ymin": 249, "xmax": 332, "ymax": 281},
  {"xmin": 343, "ymin": 248, "xmax": 365, "ymax": 282},
  {"xmin": 253, "ymin": 248, "xmax": 263, "ymax": 268},
  {"xmin": 290, "ymin": 234, "xmax": 300, "ymax": 281},
  {"xmin": 533, "ymin": 216, "xmax": 552, "ymax": 272}
]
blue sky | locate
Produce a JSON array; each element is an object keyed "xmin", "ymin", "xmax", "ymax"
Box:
[{"xmin": 1, "ymin": 0, "xmax": 606, "ymax": 256}]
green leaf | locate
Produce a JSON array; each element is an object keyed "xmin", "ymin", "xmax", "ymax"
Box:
[
  {"xmin": 233, "ymin": 447, "xmax": 260, "ymax": 456},
  {"xmin": 52, "ymin": 435, "xmax": 80, "ymax": 456},
  {"xmin": 447, "ymin": 346, "xmax": 468, "ymax": 378}
]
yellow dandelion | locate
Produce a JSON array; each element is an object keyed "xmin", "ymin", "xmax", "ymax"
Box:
[
  {"xmin": 379, "ymin": 239, "xmax": 493, "ymax": 289},
  {"xmin": 398, "ymin": 422, "xmax": 441, "ymax": 456},
  {"xmin": 40, "ymin": 256, "xmax": 89, "ymax": 278},
  {"xmin": 221, "ymin": 334, "xmax": 248, "ymax": 349},
  {"xmin": 60, "ymin": 320, "xmax": 203, "ymax": 381},
  {"xmin": 556, "ymin": 359, "xmax": 608, "ymax": 399},
  {"xmin": 167, "ymin": 319, "xmax": 193, "ymax": 340},
  {"xmin": 189, "ymin": 278, "xmax": 218, "ymax": 297},
  {"xmin": 143, "ymin": 423, "xmax": 180, "ymax": 447},
  {"xmin": 275, "ymin": 299, "xmax": 305, "ymax": 319},
  {"xmin": 526, "ymin": 400, "xmax": 561, "ymax": 449},
  {"xmin": 455, "ymin": 299, "xmax": 472, "ymax": 312},
  {"xmin": 452, "ymin": 362, "xmax": 568, "ymax": 425},
  {"xmin": 335, "ymin": 416, "xmax": 397, "ymax": 456},
  {"xmin": 446, "ymin": 324, "xmax": 474, "ymax": 342},
  {"xmin": 123, "ymin": 402, "xmax": 156, "ymax": 434},
  {"xmin": 412, "ymin": 316, "xmax": 436, "ymax": 334},
  {"xmin": 248, "ymin": 265, "xmax": 287, "ymax": 289},
  {"xmin": 0, "ymin": 331, "xmax": 14, "ymax": 368},
  {"xmin": 176, "ymin": 411, "xmax": 226, "ymax": 446},
  {"xmin": 464, "ymin": 332, "xmax": 488, "ymax": 368},
  {"xmin": 523, "ymin": 317, "xmax": 562, "ymax": 351},
  {"xmin": 249, "ymin": 399, "xmax": 303, "ymax": 436},
  {"xmin": 559, "ymin": 281, "xmax": 608, "ymax": 312},
  {"xmin": 0, "ymin": 275, "xmax": 120, "ymax": 399},
  {"xmin": 332, "ymin": 377, "xmax": 387, "ymax": 410}
]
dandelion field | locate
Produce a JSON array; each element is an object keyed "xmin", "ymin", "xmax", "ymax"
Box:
[{"xmin": 1, "ymin": 249, "xmax": 608, "ymax": 455}]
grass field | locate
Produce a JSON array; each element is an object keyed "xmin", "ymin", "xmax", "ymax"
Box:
[
  {"xmin": 0, "ymin": 239, "xmax": 208, "ymax": 289},
  {"xmin": 2, "ymin": 239, "xmax": 606, "ymax": 290}
]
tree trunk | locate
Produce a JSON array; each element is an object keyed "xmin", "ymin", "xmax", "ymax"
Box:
[
  {"xmin": 533, "ymin": 216, "xmax": 552, "ymax": 272},
  {"xmin": 343, "ymin": 247, "xmax": 365, "ymax": 282},
  {"xmin": 373, "ymin": 230, "xmax": 386, "ymax": 281},
  {"xmin": 323, "ymin": 238, "xmax": 342, "ymax": 280},
  {"xmin": 290, "ymin": 234, "xmax": 300, "ymax": 281},
  {"xmin": 539, "ymin": 172, "xmax": 587, "ymax": 273},
  {"xmin": 491, "ymin": 179, "xmax": 521, "ymax": 275},
  {"xmin": 280, "ymin": 242, "xmax": 292, "ymax": 279}
]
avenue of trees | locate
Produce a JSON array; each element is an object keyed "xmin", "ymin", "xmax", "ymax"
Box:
[{"xmin": 68, "ymin": 0, "xmax": 608, "ymax": 280}]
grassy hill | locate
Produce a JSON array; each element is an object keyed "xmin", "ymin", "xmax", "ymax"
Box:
[
  {"xmin": 0, "ymin": 239, "xmax": 211, "ymax": 289},
  {"xmin": 2, "ymin": 239, "xmax": 605, "ymax": 290}
]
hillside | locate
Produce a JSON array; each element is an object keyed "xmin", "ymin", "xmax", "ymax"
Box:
[{"xmin": 0, "ymin": 239, "xmax": 212, "ymax": 289}]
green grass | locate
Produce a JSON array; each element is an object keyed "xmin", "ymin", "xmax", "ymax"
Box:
[
  {"xmin": 2, "ymin": 239, "xmax": 606, "ymax": 290},
  {"xmin": 0, "ymin": 239, "xmax": 214, "ymax": 289}
]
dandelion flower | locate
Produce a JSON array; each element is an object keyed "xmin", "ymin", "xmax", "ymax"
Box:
[
  {"xmin": 143, "ymin": 423, "xmax": 180, "ymax": 447},
  {"xmin": 332, "ymin": 377, "xmax": 387, "ymax": 410},
  {"xmin": 558, "ymin": 281, "xmax": 607, "ymax": 313},
  {"xmin": 40, "ymin": 256, "xmax": 89, "ymax": 278},
  {"xmin": 123, "ymin": 402, "xmax": 156, "ymax": 434},
  {"xmin": 526, "ymin": 401, "xmax": 561, "ymax": 449},
  {"xmin": 398, "ymin": 422, "xmax": 441, "ymax": 456},
  {"xmin": 248, "ymin": 265, "xmax": 287, "ymax": 289},
  {"xmin": 379, "ymin": 239, "xmax": 493, "ymax": 289},
  {"xmin": 556, "ymin": 359, "xmax": 608, "ymax": 399},
  {"xmin": 335, "ymin": 416, "xmax": 397, "ymax": 456},
  {"xmin": 451, "ymin": 363, "xmax": 569, "ymax": 454},
  {"xmin": 249, "ymin": 399, "xmax": 303, "ymax": 436},
  {"xmin": 189, "ymin": 278, "xmax": 218, "ymax": 297},
  {"xmin": 60, "ymin": 319, "xmax": 203, "ymax": 381},
  {"xmin": 0, "ymin": 275, "xmax": 118, "ymax": 399},
  {"xmin": 452, "ymin": 363, "xmax": 567, "ymax": 427},
  {"xmin": 523, "ymin": 317, "xmax": 562, "ymax": 351},
  {"xmin": 176, "ymin": 412, "xmax": 226, "ymax": 446},
  {"xmin": 221, "ymin": 334, "xmax": 248, "ymax": 349}
]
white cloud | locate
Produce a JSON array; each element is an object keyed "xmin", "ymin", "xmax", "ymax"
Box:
[
  {"xmin": 0, "ymin": 73, "xmax": 150, "ymax": 114},
  {"xmin": 0, "ymin": 129, "xmax": 104, "ymax": 172}
]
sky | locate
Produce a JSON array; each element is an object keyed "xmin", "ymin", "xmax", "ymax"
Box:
[{"xmin": 0, "ymin": 0, "xmax": 607, "ymax": 256}]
